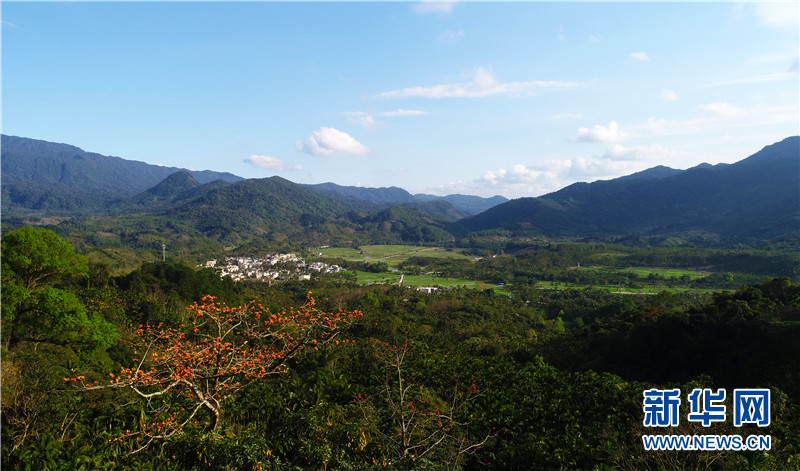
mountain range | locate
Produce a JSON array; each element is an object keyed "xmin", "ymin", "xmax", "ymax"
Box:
[
  {"xmin": 462, "ymin": 136, "xmax": 799, "ymax": 245},
  {"xmin": 2, "ymin": 134, "xmax": 798, "ymax": 248}
]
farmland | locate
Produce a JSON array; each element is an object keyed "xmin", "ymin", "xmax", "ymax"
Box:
[
  {"xmin": 316, "ymin": 244, "xmax": 475, "ymax": 266},
  {"xmin": 313, "ymin": 244, "xmax": 738, "ymax": 295}
]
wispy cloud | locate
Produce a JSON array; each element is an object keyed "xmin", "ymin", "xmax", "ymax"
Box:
[
  {"xmin": 553, "ymin": 113, "xmax": 583, "ymax": 120},
  {"xmin": 696, "ymin": 102, "xmax": 747, "ymax": 119},
  {"xmin": 297, "ymin": 127, "xmax": 370, "ymax": 156},
  {"xmin": 753, "ymin": 2, "xmax": 799, "ymax": 30},
  {"xmin": 378, "ymin": 109, "xmax": 428, "ymax": 118},
  {"xmin": 244, "ymin": 155, "xmax": 302, "ymax": 171},
  {"xmin": 630, "ymin": 51, "xmax": 650, "ymax": 61},
  {"xmin": 377, "ymin": 66, "xmax": 582, "ymax": 99},
  {"xmin": 573, "ymin": 121, "xmax": 630, "ymax": 143},
  {"xmin": 436, "ymin": 29, "xmax": 465, "ymax": 44},
  {"xmin": 601, "ymin": 144, "xmax": 689, "ymax": 162},
  {"xmin": 661, "ymin": 89, "xmax": 679, "ymax": 102},
  {"xmin": 631, "ymin": 104, "xmax": 798, "ymax": 137},
  {"xmin": 412, "ymin": 1, "xmax": 457, "ymax": 15},
  {"xmin": 1, "ymin": 20, "xmax": 21, "ymax": 29},
  {"xmin": 346, "ymin": 109, "xmax": 429, "ymax": 129},
  {"xmin": 447, "ymin": 144, "xmax": 692, "ymax": 198},
  {"xmin": 571, "ymin": 103, "xmax": 795, "ymax": 144},
  {"xmin": 712, "ymin": 71, "xmax": 797, "ymax": 87},
  {"xmin": 348, "ymin": 114, "xmax": 376, "ymax": 130}
]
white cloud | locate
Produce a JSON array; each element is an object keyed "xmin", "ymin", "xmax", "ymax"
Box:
[
  {"xmin": 297, "ymin": 127, "xmax": 370, "ymax": 156},
  {"xmin": 346, "ymin": 109, "xmax": 429, "ymax": 129},
  {"xmin": 661, "ymin": 89, "xmax": 679, "ymax": 102},
  {"xmin": 348, "ymin": 114, "xmax": 376, "ymax": 129},
  {"xmin": 602, "ymin": 144, "xmax": 689, "ymax": 162},
  {"xmin": 570, "ymin": 103, "xmax": 794, "ymax": 146},
  {"xmin": 463, "ymin": 143, "xmax": 694, "ymax": 198},
  {"xmin": 436, "ymin": 29, "xmax": 464, "ymax": 44},
  {"xmin": 553, "ymin": 113, "xmax": 583, "ymax": 120},
  {"xmin": 631, "ymin": 104, "xmax": 797, "ymax": 137},
  {"xmin": 696, "ymin": 102, "xmax": 747, "ymax": 119},
  {"xmin": 245, "ymin": 155, "xmax": 302, "ymax": 171},
  {"xmin": 476, "ymin": 161, "xmax": 570, "ymax": 197},
  {"xmin": 630, "ymin": 52, "xmax": 650, "ymax": 61},
  {"xmin": 378, "ymin": 109, "xmax": 429, "ymax": 118},
  {"xmin": 574, "ymin": 121, "xmax": 630, "ymax": 143},
  {"xmin": 753, "ymin": 2, "xmax": 799, "ymax": 30},
  {"xmin": 377, "ymin": 66, "xmax": 582, "ymax": 99},
  {"xmin": 712, "ymin": 71, "xmax": 797, "ymax": 87},
  {"xmin": 412, "ymin": 1, "xmax": 457, "ymax": 15}
]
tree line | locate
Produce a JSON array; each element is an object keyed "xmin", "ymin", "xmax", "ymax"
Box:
[{"xmin": 2, "ymin": 227, "xmax": 799, "ymax": 470}]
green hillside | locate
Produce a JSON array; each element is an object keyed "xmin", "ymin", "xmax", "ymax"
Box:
[{"xmin": 463, "ymin": 136, "xmax": 800, "ymax": 245}]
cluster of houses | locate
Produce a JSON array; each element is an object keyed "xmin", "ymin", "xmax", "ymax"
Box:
[
  {"xmin": 203, "ymin": 254, "xmax": 345, "ymax": 283},
  {"xmin": 202, "ymin": 253, "xmax": 446, "ymax": 294}
]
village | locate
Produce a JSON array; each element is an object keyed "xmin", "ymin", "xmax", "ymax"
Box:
[
  {"xmin": 203, "ymin": 253, "xmax": 345, "ymax": 283},
  {"xmin": 202, "ymin": 253, "xmax": 445, "ymax": 294}
]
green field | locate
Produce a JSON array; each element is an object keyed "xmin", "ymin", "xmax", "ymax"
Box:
[
  {"xmin": 623, "ymin": 267, "xmax": 710, "ymax": 279},
  {"xmin": 323, "ymin": 245, "xmax": 725, "ymax": 296},
  {"xmin": 353, "ymin": 271, "xmax": 511, "ymax": 295},
  {"xmin": 534, "ymin": 280, "xmax": 724, "ymax": 294},
  {"xmin": 317, "ymin": 244, "xmax": 473, "ymax": 266}
]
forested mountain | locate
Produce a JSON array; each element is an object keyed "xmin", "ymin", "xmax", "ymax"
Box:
[
  {"xmin": 463, "ymin": 136, "xmax": 800, "ymax": 245},
  {"xmin": 3, "ymin": 135, "xmax": 798, "ymax": 250},
  {"xmin": 128, "ymin": 171, "xmax": 232, "ymax": 208},
  {"xmin": 304, "ymin": 182, "xmax": 508, "ymax": 216},
  {"xmin": 1, "ymin": 135, "xmax": 241, "ymax": 211},
  {"xmin": 159, "ymin": 176, "xmax": 352, "ymax": 243},
  {"xmin": 413, "ymin": 193, "xmax": 509, "ymax": 215},
  {"xmin": 304, "ymin": 182, "xmax": 417, "ymax": 206},
  {"xmin": 154, "ymin": 177, "xmax": 464, "ymax": 247}
]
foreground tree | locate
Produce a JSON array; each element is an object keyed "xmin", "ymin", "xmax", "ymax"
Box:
[
  {"xmin": 2, "ymin": 226, "xmax": 116, "ymax": 351},
  {"xmin": 2, "ymin": 227, "xmax": 118, "ymax": 459},
  {"xmin": 70, "ymin": 293, "xmax": 362, "ymax": 453},
  {"xmin": 358, "ymin": 339, "xmax": 492, "ymax": 469}
]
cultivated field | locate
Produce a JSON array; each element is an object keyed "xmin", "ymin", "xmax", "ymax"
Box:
[{"xmin": 316, "ymin": 244, "xmax": 474, "ymax": 266}]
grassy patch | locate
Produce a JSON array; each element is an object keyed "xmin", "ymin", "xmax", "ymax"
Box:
[
  {"xmin": 317, "ymin": 244, "xmax": 472, "ymax": 266},
  {"xmin": 623, "ymin": 267, "xmax": 710, "ymax": 279},
  {"xmin": 534, "ymin": 280, "xmax": 725, "ymax": 294},
  {"xmin": 353, "ymin": 270, "xmax": 511, "ymax": 295}
]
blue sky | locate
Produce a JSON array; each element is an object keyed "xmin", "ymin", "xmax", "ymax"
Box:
[{"xmin": 2, "ymin": 1, "xmax": 798, "ymax": 198}]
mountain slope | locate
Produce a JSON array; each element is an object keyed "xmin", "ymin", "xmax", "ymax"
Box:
[
  {"xmin": 305, "ymin": 182, "xmax": 508, "ymax": 216},
  {"xmin": 413, "ymin": 193, "xmax": 509, "ymax": 215},
  {"xmin": 304, "ymin": 182, "xmax": 416, "ymax": 206},
  {"xmin": 462, "ymin": 137, "xmax": 800, "ymax": 244},
  {"xmin": 1, "ymin": 135, "xmax": 241, "ymax": 211}
]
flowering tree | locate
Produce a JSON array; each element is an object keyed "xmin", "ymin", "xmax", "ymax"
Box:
[{"xmin": 68, "ymin": 292, "xmax": 361, "ymax": 453}]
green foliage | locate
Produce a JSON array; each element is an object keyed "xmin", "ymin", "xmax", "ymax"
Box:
[
  {"xmin": 1, "ymin": 227, "xmax": 117, "ymax": 351},
  {"xmin": 3, "ymin": 241, "xmax": 800, "ymax": 469}
]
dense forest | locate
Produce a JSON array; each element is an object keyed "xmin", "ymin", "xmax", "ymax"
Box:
[{"xmin": 3, "ymin": 227, "xmax": 799, "ymax": 470}]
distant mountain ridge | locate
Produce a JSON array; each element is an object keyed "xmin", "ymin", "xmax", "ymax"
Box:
[
  {"xmin": 304, "ymin": 181, "xmax": 508, "ymax": 217},
  {"xmin": 2, "ymin": 134, "xmax": 797, "ymax": 248},
  {"xmin": 1, "ymin": 134, "xmax": 242, "ymax": 211},
  {"xmin": 463, "ymin": 136, "xmax": 800, "ymax": 245}
]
